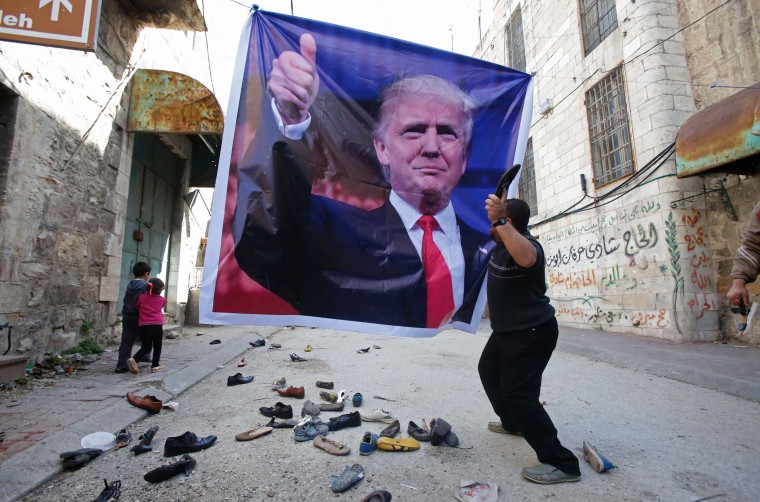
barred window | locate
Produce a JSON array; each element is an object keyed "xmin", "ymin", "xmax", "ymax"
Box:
[
  {"xmin": 518, "ymin": 139, "xmax": 537, "ymax": 216},
  {"xmin": 505, "ymin": 7, "xmax": 526, "ymax": 72},
  {"xmin": 585, "ymin": 66, "xmax": 634, "ymax": 186},
  {"xmin": 579, "ymin": 0, "xmax": 618, "ymax": 55}
]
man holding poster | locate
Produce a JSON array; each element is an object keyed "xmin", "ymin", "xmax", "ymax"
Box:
[{"xmin": 235, "ymin": 34, "xmax": 492, "ymax": 329}]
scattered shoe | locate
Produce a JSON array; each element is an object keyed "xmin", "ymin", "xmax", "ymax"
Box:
[
  {"xmin": 210, "ymin": 339, "xmax": 221, "ymax": 345},
  {"xmin": 237, "ymin": 358, "xmax": 247, "ymax": 367},
  {"xmin": 266, "ymin": 417, "xmax": 299, "ymax": 429},
  {"xmin": 327, "ymin": 411, "xmax": 362, "ymax": 431},
  {"xmin": 269, "ymin": 343, "xmax": 282, "ymax": 349},
  {"xmin": 59, "ymin": 448, "xmax": 101, "ymax": 469},
  {"xmin": 319, "ymin": 401, "xmax": 344, "ymax": 412},
  {"xmin": 272, "ymin": 377, "xmax": 287, "ymax": 390},
  {"xmin": 290, "ymin": 353, "xmax": 307, "ymax": 362},
  {"xmin": 126, "ymin": 392, "xmax": 162, "ymax": 414},
  {"xmin": 164, "ymin": 431, "xmax": 217, "ymax": 457},
  {"xmin": 372, "ymin": 345, "xmax": 381, "ymax": 350},
  {"xmin": 360, "ymin": 432, "xmax": 379, "ymax": 455},
  {"xmin": 92, "ymin": 478, "xmax": 121, "ymax": 502},
  {"xmin": 277, "ymin": 385, "xmax": 305, "ymax": 398},
  {"xmin": 430, "ymin": 418, "xmax": 458, "ymax": 447},
  {"xmin": 235, "ymin": 427, "xmax": 273, "ymax": 441},
  {"xmin": 301, "ymin": 400, "xmax": 321, "ymax": 417},
  {"xmin": 250, "ymin": 339, "xmax": 265, "ymax": 347},
  {"xmin": 320, "ymin": 391, "xmax": 339, "ymax": 402},
  {"xmin": 114, "ymin": 367, "xmax": 129, "ymax": 374},
  {"xmin": 376, "ymin": 437, "xmax": 421, "ymax": 452},
  {"xmin": 227, "ymin": 373, "xmax": 255, "ymax": 386},
  {"xmin": 487, "ymin": 421, "xmax": 522, "ymax": 435},
  {"xmin": 360, "ymin": 490, "xmax": 392, "ymax": 502},
  {"xmin": 455, "ymin": 480, "xmax": 499, "ymax": 502},
  {"xmin": 379, "ymin": 419, "xmax": 400, "ymax": 438},
  {"xmin": 144, "ymin": 454, "xmax": 196, "ymax": 483},
  {"xmin": 150, "ymin": 365, "xmax": 165, "ymax": 373},
  {"xmin": 130, "ymin": 426, "xmax": 159, "ymax": 455},
  {"xmin": 357, "ymin": 347, "xmax": 370, "ymax": 353},
  {"xmin": 260, "ymin": 402, "xmax": 294, "ymax": 419},
  {"xmin": 126, "ymin": 358, "xmax": 140, "ymax": 374},
  {"xmin": 352, "ymin": 392, "xmax": 363, "ymax": 407},
  {"xmin": 421, "ymin": 419, "xmax": 431, "ymax": 433},
  {"xmin": 337, "ymin": 390, "xmax": 350, "ymax": 402},
  {"xmin": 520, "ymin": 463, "xmax": 581, "ymax": 484},
  {"xmin": 115, "ymin": 429, "xmax": 132, "ymax": 448},
  {"xmin": 316, "ymin": 380, "xmax": 334, "ymax": 389},
  {"xmin": 407, "ymin": 421, "xmax": 432, "ymax": 441},
  {"xmin": 331, "ymin": 463, "xmax": 365, "ymax": 493},
  {"xmin": 314, "ymin": 435, "xmax": 350, "ymax": 455},
  {"xmin": 294, "ymin": 419, "xmax": 329, "ymax": 442},
  {"xmin": 583, "ymin": 441, "xmax": 616, "ymax": 472},
  {"xmin": 360, "ymin": 408, "xmax": 396, "ymax": 423},
  {"xmin": 305, "ymin": 344, "xmax": 313, "ymax": 352}
]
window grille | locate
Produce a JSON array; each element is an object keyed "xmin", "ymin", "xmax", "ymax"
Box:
[
  {"xmin": 518, "ymin": 139, "xmax": 537, "ymax": 216},
  {"xmin": 505, "ymin": 8, "xmax": 526, "ymax": 72},
  {"xmin": 585, "ymin": 66, "xmax": 634, "ymax": 186},
  {"xmin": 579, "ymin": 0, "xmax": 618, "ymax": 55}
]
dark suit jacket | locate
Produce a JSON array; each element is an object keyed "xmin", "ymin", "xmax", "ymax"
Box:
[{"xmin": 232, "ymin": 98, "xmax": 494, "ymax": 328}]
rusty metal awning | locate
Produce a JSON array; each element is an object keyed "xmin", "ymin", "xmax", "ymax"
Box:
[
  {"xmin": 676, "ymin": 83, "xmax": 760, "ymax": 178},
  {"xmin": 127, "ymin": 69, "xmax": 223, "ymax": 135},
  {"xmin": 118, "ymin": 0, "xmax": 206, "ymax": 31}
]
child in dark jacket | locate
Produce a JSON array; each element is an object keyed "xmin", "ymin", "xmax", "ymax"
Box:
[
  {"xmin": 115, "ymin": 262, "xmax": 151, "ymax": 373},
  {"xmin": 128, "ymin": 278, "xmax": 167, "ymax": 373}
]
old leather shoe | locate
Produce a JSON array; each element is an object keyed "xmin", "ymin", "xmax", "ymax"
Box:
[
  {"xmin": 276, "ymin": 385, "xmax": 305, "ymax": 398},
  {"xmin": 126, "ymin": 392, "xmax": 162, "ymax": 414},
  {"xmin": 327, "ymin": 411, "xmax": 362, "ymax": 431},
  {"xmin": 164, "ymin": 431, "xmax": 217, "ymax": 457},
  {"xmin": 259, "ymin": 402, "xmax": 293, "ymax": 419},
  {"xmin": 144, "ymin": 454, "xmax": 196, "ymax": 483},
  {"xmin": 227, "ymin": 373, "xmax": 255, "ymax": 386}
]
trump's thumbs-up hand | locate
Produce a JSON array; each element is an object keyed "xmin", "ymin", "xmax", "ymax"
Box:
[{"xmin": 269, "ymin": 33, "xmax": 319, "ymax": 125}]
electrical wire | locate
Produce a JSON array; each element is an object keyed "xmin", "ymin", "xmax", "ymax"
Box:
[
  {"xmin": 528, "ymin": 142, "xmax": 674, "ymax": 229},
  {"xmin": 201, "ymin": 0, "xmax": 217, "ymax": 96}
]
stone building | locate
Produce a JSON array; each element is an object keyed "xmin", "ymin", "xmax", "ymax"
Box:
[
  {"xmin": 474, "ymin": 0, "xmax": 759, "ymax": 342},
  {"xmin": 0, "ymin": 0, "xmax": 222, "ymax": 355}
]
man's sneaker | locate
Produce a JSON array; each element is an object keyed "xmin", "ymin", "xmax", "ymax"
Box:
[
  {"xmin": 487, "ymin": 421, "xmax": 522, "ymax": 435},
  {"xmin": 583, "ymin": 441, "xmax": 616, "ymax": 473},
  {"xmin": 359, "ymin": 408, "xmax": 396, "ymax": 423},
  {"xmin": 520, "ymin": 463, "xmax": 580, "ymax": 484},
  {"xmin": 359, "ymin": 432, "xmax": 379, "ymax": 455},
  {"xmin": 294, "ymin": 420, "xmax": 329, "ymax": 442}
]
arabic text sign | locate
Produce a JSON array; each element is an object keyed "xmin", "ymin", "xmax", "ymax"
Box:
[{"xmin": 0, "ymin": 0, "xmax": 101, "ymax": 50}]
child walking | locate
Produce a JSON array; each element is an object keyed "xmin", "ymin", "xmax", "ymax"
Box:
[
  {"xmin": 128, "ymin": 278, "xmax": 167, "ymax": 374},
  {"xmin": 115, "ymin": 262, "xmax": 151, "ymax": 373}
]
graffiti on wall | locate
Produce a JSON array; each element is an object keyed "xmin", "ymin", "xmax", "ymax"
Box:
[
  {"xmin": 546, "ymin": 235, "xmax": 620, "ymax": 267},
  {"xmin": 623, "ymin": 222, "xmax": 658, "ymax": 257},
  {"xmin": 544, "ymin": 201, "xmax": 661, "ymax": 244}
]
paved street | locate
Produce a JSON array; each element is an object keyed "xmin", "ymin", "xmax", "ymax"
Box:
[{"xmin": 2, "ymin": 322, "xmax": 760, "ymax": 501}]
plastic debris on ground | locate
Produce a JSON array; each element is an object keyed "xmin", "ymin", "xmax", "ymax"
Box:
[{"xmin": 455, "ymin": 480, "xmax": 499, "ymax": 502}]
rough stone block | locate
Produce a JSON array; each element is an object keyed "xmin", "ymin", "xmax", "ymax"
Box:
[
  {"xmin": 50, "ymin": 285, "xmax": 81, "ymax": 306},
  {"xmin": 43, "ymin": 193, "xmax": 77, "ymax": 228},
  {"xmin": 0, "ymin": 356, "xmax": 28, "ymax": 385},
  {"xmin": 99, "ymin": 275, "xmax": 120, "ymax": 302}
]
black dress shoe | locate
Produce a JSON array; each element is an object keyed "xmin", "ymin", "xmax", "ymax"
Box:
[
  {"xmin": 59, "ymin": 448, "xmax": 101, "ymax": 469},
  {"xmin": 259, "ymin": 402, "xmax": 293, "ymax": 419},
  {"xmin": 164, "ymin": 432, "xmax": 217, "ymax": 457},
  {"xmin": 114, "ymin": 368, "xmax": 129, "ymax": 374},
  {"xmin": 144, "ymin": 454, "xmax": 196, "ymax": 483},
  {"xmin": 379, "ymin": 419, "xmax": 401, "ymax": 438},
  {"xmin": 407, "ymin": 421, "xmax": 432, "ymax": 441},
  {"xmin": 250, "ymin": 339, "xmax": 265, "ymax": 347},
  {"xmin": 227, "ymin": 373, "xmax": 255, "ymax": 386},
  {"xmin": 327, "ymin": 411, "xmax": 361, "ymax": 431},
  {"xmin": 266, "ymin": 416, "xmax": 299, "ymax": 429}
]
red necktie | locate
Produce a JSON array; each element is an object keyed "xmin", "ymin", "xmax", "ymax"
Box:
[{"xmin": 417, "ymin": 215, "xmax": 455, "ymax": 328}]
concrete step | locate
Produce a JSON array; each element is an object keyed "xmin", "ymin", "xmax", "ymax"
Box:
[
  {"xmin": 0, "ymin": 355, "xmax": 28, "ymax": 385},
  {"xmin": 164, "ymin": 324, "xmax": 182, "ymax": 339}
]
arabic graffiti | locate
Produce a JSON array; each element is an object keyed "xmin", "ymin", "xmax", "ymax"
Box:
[
  {"xmin": 681, "ymin": 208, "xmax": 713, "ymax": 292},
  {"xmin": 588, "ymin": 307, "xmax": 623, "ymax": 325},
  {"xmin": 686, "ymin": 293, "xmax": 715, "ymax": 319},
  {"xmin": 544, "ymin": 201, "xmax": 661, "ymax": 244},
  {"xmin": 599, "ymin": 264, "xmax": 639, "ymax": 291},
  {"xmin": 631, "ymin": 308, "xmax": 670, "ymax": 328},
  {"xmin": 546, "ymin": 235, "xmax": 620, "ymax": 267},
  {"xmin": 549, "ymin": 269, "xmax": 596, "ymax": 290},
  {"xmin": 623, "ymin": 222, "xmax": 658, "ymax": 257},
  {"xmin": 555, "ymin": 307, "xmax": 585, "ymax": 320}
]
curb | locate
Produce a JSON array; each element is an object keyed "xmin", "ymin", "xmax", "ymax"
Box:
[{"xmin": 0, "ymin": 330, "xmax": 277, "ymax": 501}]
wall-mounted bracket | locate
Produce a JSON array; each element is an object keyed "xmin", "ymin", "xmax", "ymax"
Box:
[{"xmin": 669, "ymin": 180, "xmax": 737, "ymax": 220}]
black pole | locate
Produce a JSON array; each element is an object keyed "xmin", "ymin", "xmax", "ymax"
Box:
[{"xmin": 290, "ymin": 0, "xmax": 294, "ymax": 15}]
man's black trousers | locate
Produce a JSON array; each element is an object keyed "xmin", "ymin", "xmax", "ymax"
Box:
[{"xmin": 478, "ymin": 317, "xmax": 580, "ymax": 475}]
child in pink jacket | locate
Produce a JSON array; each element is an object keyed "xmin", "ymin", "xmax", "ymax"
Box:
[{"xmin": 127, "ymin": 278, "xmax": 167, "ymax": 373}]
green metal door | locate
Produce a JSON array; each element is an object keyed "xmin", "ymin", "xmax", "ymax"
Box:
[{"xmin": 118, "ymin": 134, "xmax": 181, "ymax": 312}]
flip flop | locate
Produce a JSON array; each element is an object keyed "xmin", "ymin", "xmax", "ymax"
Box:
[
  {"xmin": 115, "ymin": 429, "xmax": 132, "ymax": 448},
  {"xmin": 235, "ymin": 427, "xmax": 273, "ymax": 441}
]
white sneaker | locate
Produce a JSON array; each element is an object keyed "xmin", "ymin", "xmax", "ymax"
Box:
[{"xmin": 359, "ymin": 408, "xmax": 395, "ymax": 423}]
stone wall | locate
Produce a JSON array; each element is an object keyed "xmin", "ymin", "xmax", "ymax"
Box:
[
  {"xmin": 0, "ymin": 0, "xmax": 213, "ymax": 354},
  {"xmin": 475, "ymin": 0, "xmax": 724, "ymax": 341}
]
